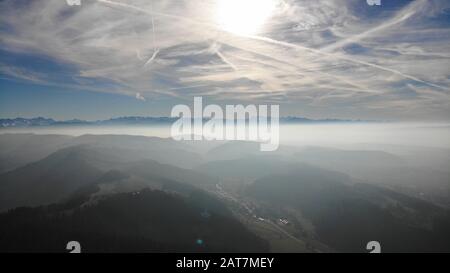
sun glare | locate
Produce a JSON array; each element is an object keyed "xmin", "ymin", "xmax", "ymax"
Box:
[{"xmin": 216, "ymin": 0, "xmax": 276, "ymax": 36}]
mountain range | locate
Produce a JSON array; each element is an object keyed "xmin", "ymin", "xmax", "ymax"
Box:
[
  {"xmin": 0, "ymin": 134, "xmax": 448, "ymax": 252},
  {"xmin": 0, "ymin": 116, "xmax": 370, "ymax": 128}
]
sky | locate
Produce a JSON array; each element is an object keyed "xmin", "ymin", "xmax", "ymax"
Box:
[{"xmin": 0, "ymin": 0, "xmax": 449, "ymax": 121}]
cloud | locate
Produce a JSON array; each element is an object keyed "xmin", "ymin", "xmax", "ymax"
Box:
[
  {"xmin": 0, "ymin": 0, "xmax": 449, "ymax": 120},
  {"xmin": 135, "ymin": 92, "xmax": 146, "ymax": 101},
  {"xmin": 0, "ymin": 65, "xmax": 47, "ymax": 83}
]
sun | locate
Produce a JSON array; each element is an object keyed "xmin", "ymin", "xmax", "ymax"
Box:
[{"xmin": 216, "ymin": 0, "xmax": 276, "ymax": 36}]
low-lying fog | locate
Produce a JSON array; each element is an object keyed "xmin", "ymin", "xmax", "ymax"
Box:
[{"xmin": 2, "ymin": 122, "xmax": 449, "ymax": 148}]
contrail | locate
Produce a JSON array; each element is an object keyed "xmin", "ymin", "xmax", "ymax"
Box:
[
  {"xmin": 220, "ymin": 41, "xmax": 373, "ymax": 92},
  {"xmin": 144, "ymin": 48, "xmax": 160, "ymax": 67},
  {"xmin": 244, "ymin": 34, "xmax": 450, "ymax": 91},
  {"xmin": 215, "ymin": 50, "xmax": 238, "ymax": 71},
  {"xmin": 321, "ymin": 0, "xmax": 426, "ymax": 53},
  {"xmin": 146, "ymin": 0, "xmax": 159, "ymax": 67},
  {"xmin": 150, "ymin": 0, "xmax": 156, "ymax": 48},
  {"xmin": 96, "ymin": 0, "xmax": 209, "ymax": 27}
]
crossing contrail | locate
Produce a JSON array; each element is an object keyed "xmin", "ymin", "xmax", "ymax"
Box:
[{"xmin": 96, "ymin": 0, "xmax": 449, "ymax": 91}]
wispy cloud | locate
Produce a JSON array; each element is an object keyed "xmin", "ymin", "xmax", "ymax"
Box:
[{"xmin": 0, "ymin": 65, "xmax": 47, "ymax": 84}]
